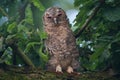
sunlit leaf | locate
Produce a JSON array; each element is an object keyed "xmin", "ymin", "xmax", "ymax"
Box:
[
  {"xmin": 31, "ymin": 0, "xmax": 45, "ymax": 11},
  {"xmin": 7, "ymin": 22, "xmax": 17, "ymax": 33},
  {"xmin": 37, "ymin": 29, "xmax": 47, "ymax": 40},
  {"xmin": 38, "ymin": 45, "xmax": 48, "ymax": 62},
  {"xmin": 24, "ymin": 42, "xmax": 40, "ymax": 53}
]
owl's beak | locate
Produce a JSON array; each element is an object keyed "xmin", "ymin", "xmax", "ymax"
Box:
[{"xmin": 53, "ymin": 18, "xmax": 58, "ymax": 24}]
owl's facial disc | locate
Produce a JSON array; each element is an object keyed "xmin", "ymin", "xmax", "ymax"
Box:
[{"xmin": 44, "ymin": 7, "xmax": 67, "ymax": 25}]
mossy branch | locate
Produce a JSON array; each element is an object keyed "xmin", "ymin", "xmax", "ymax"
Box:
[{"xmin": 0, "ymin": 64, "xmax": 119, "ymax": 80}]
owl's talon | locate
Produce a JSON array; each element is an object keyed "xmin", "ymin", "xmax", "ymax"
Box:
[
  {"xmin": 56, "ymin": 65, "xmax": 63, "ymax": 73},
  {"xmin": 67, "ymin": 66, "xmax": 73, "ymax": 73}
]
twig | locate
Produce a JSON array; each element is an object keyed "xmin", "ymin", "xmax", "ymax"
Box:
[{"xmin": 0, "ymin": 7, "xmax": 9, "ymax": 18}]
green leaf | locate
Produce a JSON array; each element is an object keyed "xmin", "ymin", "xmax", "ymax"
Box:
[
  {"xmin": 89, "ymin": 59, "xmax": 99, "ymax": 70},
  {"xmin": 87, "ymin": 43, "xmax": 110, "ymax": 70},
  {"xmin": 40, "ymin": 32, "xmax": 47, "ymax": 39},
  {"xmin": 106, "ymin": 0, "xmax": 114, "ymax": 3},
  {"xmin": 37, "ymin": 29, "xmax": 47, "ymax": 40},
  {"xmin": 31, "ymin": 0, "xmax": 45, "ymax": 11},
  {"xmin": 0, "ymin": 47, "xmax": 12, "ymax": 64},
  {"xmin": 74, "ymin": 0, "xmax": 95, "ymax": 7},
  {"xmin": 103, "ymin": 7, "xmax": 120, "ymax": 22},
  {"xmin": 90, "ymin": 43, "xmax": 109, "ymax": 62},
  {"xmin": 7, "ymin": 22, "xmax": 17, "ymax": 33},
  {"xmin": 38, "ymin": 46, "xmax": 48, "ymax": 62},
  {"xmin": 24, "ymin": 42, "xmax": 40, "ymax": 53},
  {"xmin": 17, "ymin": 23, "xmax": 28, "ymax": 33}
]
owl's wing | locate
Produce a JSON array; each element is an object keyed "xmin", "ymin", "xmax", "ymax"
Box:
[{"xmin": 65, "ymin": 27, "xmax": 79, "ymax": 57}]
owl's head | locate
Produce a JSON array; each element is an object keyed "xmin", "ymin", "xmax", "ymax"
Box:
[{"xmin": 43, "ymin": 7, "xmax": 68, "ymax": 26}]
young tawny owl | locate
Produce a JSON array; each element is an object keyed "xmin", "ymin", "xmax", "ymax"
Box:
[{"xmin": 43, "ymin": 7, "xmax": 80, "ymax": 73}]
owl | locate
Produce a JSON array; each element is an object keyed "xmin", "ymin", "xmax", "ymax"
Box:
[{"xmin": 43, "ymin": 7, "xmax": 80, "ymax": 73}]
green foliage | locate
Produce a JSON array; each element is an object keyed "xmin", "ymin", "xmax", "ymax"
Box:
[
  {"xmin": 0, "ymin": 47, "xmax": 12, "ymax": 64},
  {"xmin": 0, "ymin": 0, "xmax": 48, "ymax": 69},
  {"xmin": 74, "ymin": 0, "xmax": 120, "ymax": 71},
  {"xmin": 110, "ymin": 41, "xmax": 120, "ymax": 73},
  {"xmin": 103, "ymin": 6, "xmax": 120, "ymax": 22},
  {"xmin": 0, "ymin": 0, "xmax": 120, "ymax": 73}
]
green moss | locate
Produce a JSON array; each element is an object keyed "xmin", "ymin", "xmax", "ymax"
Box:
[
  {"xmin": 0, "ymin": 71, "xmax": 28, "ymax": 80},
  {"xmin": 0, "ymin": 68, "xmax": 120, "ymax": 80}
]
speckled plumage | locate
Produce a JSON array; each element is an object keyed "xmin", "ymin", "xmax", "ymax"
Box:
[{"xmin": 43, "ymin": 7, "xmax": 79, "ymax": 73}]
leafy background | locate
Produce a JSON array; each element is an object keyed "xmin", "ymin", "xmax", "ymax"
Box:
[{"xmin": 0, "ymin": 0, "xmax": 120, "ymax": 73}]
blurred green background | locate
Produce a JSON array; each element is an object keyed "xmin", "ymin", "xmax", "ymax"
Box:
[{"xmin": 0, "ymin": 0, "xmax": 120, "ymax": 74}]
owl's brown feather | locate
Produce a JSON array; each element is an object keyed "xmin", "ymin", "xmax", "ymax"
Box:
[{"xmin": 43, "ymin": 7, "xmax": 80, "ymax": 73}]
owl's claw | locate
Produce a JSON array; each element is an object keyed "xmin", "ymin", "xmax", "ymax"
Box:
[
  {"xmin": 56, "ymin": 64, "xmax": 63, "ymax": 73},
  {"xmin": 67, "ymin": 66, "xmax": 73, "ymax": 73}
]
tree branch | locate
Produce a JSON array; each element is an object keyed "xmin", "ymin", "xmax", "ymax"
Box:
[
  {"xmin": 11, "ymin": 44, "xmax": 35, "ymax": 68},
  {"xmin": 0, "ymin": 7, "xmax": 9, "ymax": 18},
  {"xmin": 75, "ymin": 0, "xmax": 105, "ymax": 38},
  {"xmin": 0, "ymin": 64, "xmax": 119, "ymax": 80},
  {"xmin": 5, "ymin": 37, "xmax": 35, "ymax": 68}
]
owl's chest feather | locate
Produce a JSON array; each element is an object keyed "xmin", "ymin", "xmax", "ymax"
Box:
[{"xmin": 46, "ymin": 26, "xmax": 69, "ymax": 40}]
